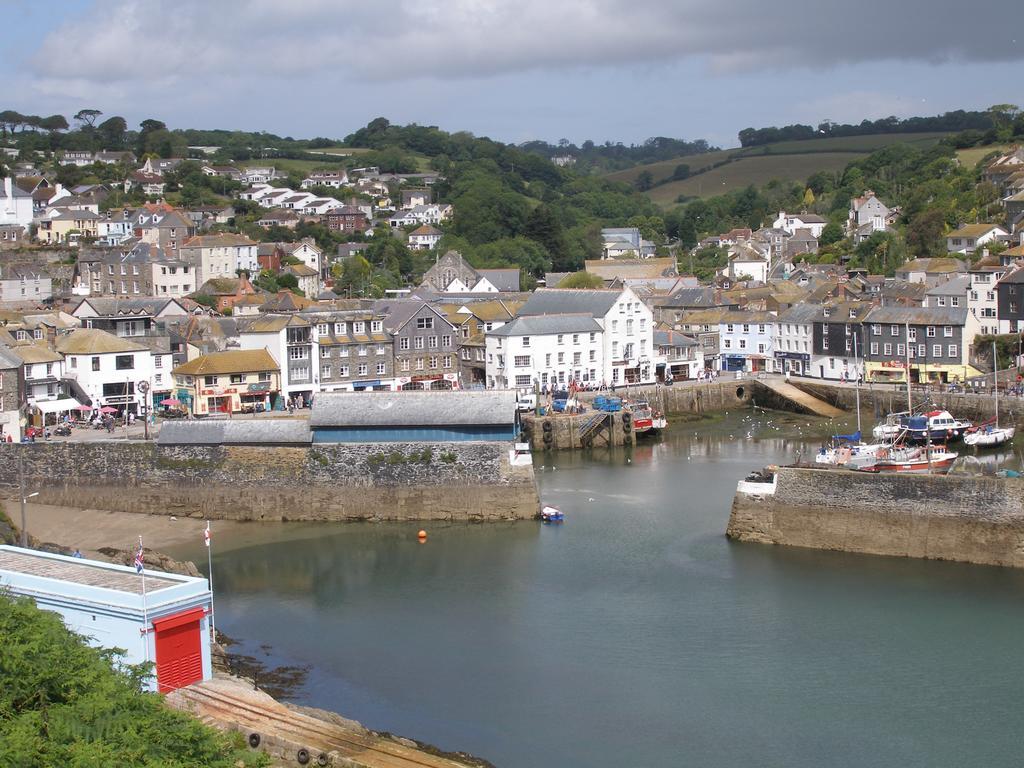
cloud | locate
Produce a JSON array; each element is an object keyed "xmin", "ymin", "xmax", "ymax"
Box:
[{"xmin": 29, "ymin": 0, "xmax": 1024, "ymax": 89}]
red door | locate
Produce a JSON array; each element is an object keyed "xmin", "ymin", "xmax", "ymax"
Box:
[{"xmin": 153, "ymin": 608, "xmax": 205, "ymax": 693}]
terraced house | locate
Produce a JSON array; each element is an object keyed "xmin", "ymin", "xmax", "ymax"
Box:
[
  {"xmin": 171, "ymin": 349, "xmax": 280, "ymax": 415},
  {"xmin": 861, "ymin": 306, "xmax": 971, "ymax": 384},
  {"xmin": 308, "ymin": 310, "xmax": 394, "ymax": 392},
  {"xmin": 376, "ymin": 300, "xmax": 459, "ymax": 390}
]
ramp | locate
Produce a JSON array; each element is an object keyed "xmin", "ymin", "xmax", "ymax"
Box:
[
  {"xmin": 167, "ymin": 676, "xmax": 477, "ymax": 768},
  {"xmin": 756, "ymin": 379, "xmax": 846, "ymax": 418}
]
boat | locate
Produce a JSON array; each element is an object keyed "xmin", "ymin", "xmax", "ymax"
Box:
[
  {"xmin": 963, "ymin": 341, "xmax": 1015, "ymax": 448},
  {"xmin": 814, "ymin": 431, "xmax": 891, "ymax": 466},
  {"xmin": 630, "ymin": 400, "xmax": 666, "ymax": 435},
  {"xmin": 540, "ymin": 505, "xmax": 564, "ymax": 523},
  {"xmin": 902, "ymin": 410, "xmax": 973, "ymax": 443},
  {"xmin": 850, "ymin": 444, "xmax": 959, "ymax": 474},
  {"xmin": 872, "ymin": 411, "xmax": 911, "ymax": 441}
]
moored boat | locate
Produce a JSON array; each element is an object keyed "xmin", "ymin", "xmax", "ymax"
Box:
[
  {"xmin": 851, "ymin": 444, "xmax": 959, "ymax": 474},
  {"xmin": 902, "ymin": 410, "xmax": 972, "ymax": 443},
  {"xmin": 541, "ymin": 505, "xmax": 564, "ymax": 523},
  {"xmin": 964, "ymin": 423, "xmax": 1015, "ymax": 447},
  {"xmin": 630, "ymin": 400, "xmax": 666, "ymax": 435},
  {"xmin": 814, "ymin": 431, "xmax": 891, "ymax": 466}
]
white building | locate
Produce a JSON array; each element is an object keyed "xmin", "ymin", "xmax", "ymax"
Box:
[
  {"xmin": 151, "ymin": 260, "xmax": 198, "ymax": 298},
  {"xmin": 967, "ymin": 254, "xmax": 1008, "ymax": 337},
  {"xmin": 486, "ymin": 314, "xmax": 604, "ymax": 390},
  {"xmin": 504, "ymin": 287, "xmax": 656, "ymax": 386},
  {"xmin": 774, "ymin": 304, "xmax": 816, "ymax": 376},
  {"xmin": 388, "ymin": 203, "xmax": 453, "ymax": 228},
  {"xmin": 718, "ymin": 311, "xmax": 776, "ymax": 373},
  {"xmin": 0, "ymin": 546, "xmax": 213, "ymax": 694},
  {"xmin": 178, "ymin": 233, "xmax": 258, "ymax": 283},
  {"xmin": 12, "ymin": 344, "xmax": 65, "ymax": 405},
  {"xmin": 946, "ymin": 224, "xmax": 1007, "ymax": 255},
  {"xmin": 772, "ymin": 211, "xmax": 827, "ymax": 238},
  {"xmin": 0, "ymin": 177, "xmax": 34, "ymax": 232},
  {"xmin": 57, "ymin": 328, "xmax": 165, "ymax": 416},
  {"xmin": 280, "ymin": 239, "xmax": 323, "ymax": 277},
  {"xmin": 301, "ymin": 170, "xmax": 349, "ymax": 189},
  {"xmin": 237, "ymin": 315, "xmax": 317, "ymax": 403}
]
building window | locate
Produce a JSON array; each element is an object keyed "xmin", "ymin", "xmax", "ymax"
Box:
[
  {"xmin": 288, "ymin": 347, "xmax": 308, "ymax": 360},
  {"xmin": 514, "ymin": 355, "xmax": 531, "ymax": 367},
  {"xmin": 908, "ymin": 328, "xmax": 917, "ymax": 341},
  {"xmin": 376, "ymin": 345, "xmax": 386, "ymax": 355},
  {"xmin": 932, "ymin": 344, "xmax": 942, "ymax": 358},
  {"xmin": 230, "ymin": 374, "xmax": 244, "ymax": 384},
  {"xmin": 557, "ymin": 334, "xmax": 564, "ymax": 345},
  {"xmin": 358, "ymin": 364, "xmax": 368, "ymax": 376},
  {"xmin": 522, "ymin": 336, "xmax": 531, "ymax": 348},
  {"xmin": 557, "ymin": 352, "xmax": 565, "ymax": 363},
  {"xmin": 943, "ymin": 326, "xmax": 953, "ymax": 337},
  {"xmin": 442, "ymin": 356, "xmax": 452, "ymax": 369},
  {"xmin": 258, "ymin": 372, "xmax": 271, "ymax": 382},
  {"xmin": 400, "ymin": 338, "xmax": 409, "ymax": 351},
  {"xmin": 442, "ymin": 335, "xmax": 452, "ymax": 348},
  {"xmin": 589, "ymin": 332, "xmax": 597, "ymax": 343},
  {"xmin": 338, "ymin": 347, "xmax": 349, "ymax": 358},
  {"xmin": 399, "ymin": 359, "xmax": 409, "ymax": 372},
  {"xmin": 883, "ymin": 343, "xmax": 892, "ymax": 356},
  {"xmin": 897, "ymin": 344, "xmax": 905, "ymax": 356},
  {"xmin": 321, "ymin": 346, "xmax": 331, "ymax": 358},
  {"xmin": 428, "ymin": 356, "xmax": 438, "ymax": 369},
  {"xmin": 317, "ymin": 323, "xmax": 328, "ymax": 335},
  {"xmin": 335, "ymin": 322, "xmax": 346, "ymax": 334},
  {"xmin": 416, "ymin": 317, "xmax": 434, "ymax": 330},
  {"xmin": 948, "ymin": 345, "xmax": 958, "ymax": 358},
  {"xmin": 926, "ymin": 326, "xmax": 935, "ymax": 338},
  {"xmin": 870, "ymin": 343, "xmax": 879, "ymax": 355},
  {"xmin": 428, "ymin": 336, "xmax": 438, "ymax": 349},
  {"xmin": 415, "ymin": 358, "xmax": 424, "ymax": 371},
  {"xmin": 371, "ymin": 320, "xmax": 382, "ymax": 332},
  {"xmin": 573, "ymin": 352, "xmax": 582, "ymax": 364},
  {"xmin": 377, "ymin": 362, "xmax": 386, "ymax": 375},
  {"xmin": 872, "ymin": 324, "xmax": 881, "ymax": 336},
  {"xmin": 414, "ymin": 337, "xmax": 424, "ymax": 350},
  {"xmin": 890, "ymin": 325, "xmax": 898, "ymax": 336},
  {"xmin": 115, "ymin": 355, "xmax": 134, "ymax": 370},
  {"xmin": 822, "ymin": 338, "xmax": 829, "ymax": 350},
  {"xmin": 204, "ymin": 375, "xmax": 217, "ymax": 386},
  {"xmin": 353, "ymin": 321, "xmax": 365, "ymax": 334}
]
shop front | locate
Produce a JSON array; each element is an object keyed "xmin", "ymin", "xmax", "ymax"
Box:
[
  {"xmin": 775, "ymin": 351, "xmax": 810, "ymax": 376},
  {"xmin": 865, "ymin": 360, "xmax": 908, "ymax": 383},
  {"xmin": 721, "ymin": 354, "xmax": 747, "ymax": 372},
  {"xmin": 398, "ymin": 373, "xmax": 459, "ymax": 391}
]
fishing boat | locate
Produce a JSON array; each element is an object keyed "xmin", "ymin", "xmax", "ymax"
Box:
[
  {"xmin": 540, "ymin": 505, "xmax": 564, "ymax": 523},
  {"xmin": 872, "ymin": 411, "xmax": 911, "ymax": 441},
  {"xmin": 814, "ymin": 431, "xmax": 891, "ymax": 466},
  {"xmin": 630, "ymin": 400, "xmax": 666, "ymax": 435},
  {"xmin": 902, "ymin": 410, "xmax": 973, "ymax": 443},
  {"xmin": 964, "ymin": 341, "xmax": 1015, "ymax": 448},
  {"xmin": 850, "ymin": 444, "xmax": 959, "ymax": 474}
]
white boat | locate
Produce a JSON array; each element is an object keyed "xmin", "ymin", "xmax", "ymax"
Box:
[
  {"xmin": 963, "ymin": 342, "xmax": 1015, "ymax": 448},
  {"xmin": 964, "ymin": 425, "xmax": 1015, "ymax": 447},
  {"xmin": 814, "ymin": 431, "xmax": 890, "ymax": 466},
  {"xmin": 872, "ymin": 412, "xmax": 910, "ymax": 441},
  {"xmin": 849, "ymin": 444, "xmax": 959, "ymax": 474}
]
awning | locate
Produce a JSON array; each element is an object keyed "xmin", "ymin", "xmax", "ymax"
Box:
[{"xmin": 35, "ymin": 398, "xmax": 82, "ymax": 414}]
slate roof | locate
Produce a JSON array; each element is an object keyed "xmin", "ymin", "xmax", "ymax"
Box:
[
  {"xmin": 488, "ymin": 314, "xmax": 603, "ymax": 337},
  {"xmin": 864, "ymin": 306, "xmax": 967, "ymax": 325},
  {"xmin": 158, "ymin": 419, "xmax": 311, "ymax": 446},
  {"xmin": 11, "ymin": 344, "xmax": 63, "ymax": 364},
  {"xmin": 476, "ymin": 268, "xmax": 521, "ymax": 292},
  {"xmin": 948, "ymin": 223, "xmax": 1006, "ymax": 238},
  {"xmin": 925, "ymin": 275, "xmax": 970, "ymax": 295},
  {"xmin": 172, "ymin": 349, "xmax": 278, "ymax": 376},
  {"xmin": 311, "ymin": 390, "xmax": 516, "ymax": 428},
  {"xmin": 56, "ymin": 328, "xmax": 149, "ymax": 355},
  {"xmin": 517, "ymin": 288, "xmax": 620, "ymax": 318}
]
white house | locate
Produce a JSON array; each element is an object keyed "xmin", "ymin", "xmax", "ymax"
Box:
[
  {"xmin": 848, "ymin": 191, "xmax": 890, "ymax": 238},
  {"xmin": 486, "ymin": 314, "xmax": 604, "ymax": 390},
  {"xmin": 946, "ymin": 224, "xmax": 1008, "ymax": 254},
  {"xmin": 12, "ymin": 344, "xmax": 65, "ymax": 405},
  {"xmin": 774, "ymin": 304, "xmax": 816, "ymax": 376},
  {"xmin": 388, "ymin": 203, "xmax": 453, "ymax": 228},
  {"xmin": 718, "ymin": 311, "xmax": 776, "ymax": 373},
  {"xmin": 301, "ymin": 170, "xmax": 349, "ymax": 189},
  {"xmin": 967, "ymin": 254, "xmax": 1008, "ymax": 337},
  {"xmin": 408, "ymin": 224, "xmax": 442, "ymax": 250},
  {"xmin": 151, "ymin": 260, "xmax": 197, "ymax": 298},
  {"xmin": 509, "ymin": 287, "xmax": 656, "ymax": 386},
  {"xmin": 0, "ymin": 177, "xmax": 34, "ymax": 232},
  {"xmin": 281, "ymin": 239, "xmax": 323, "ymax": 276},
  {"xmin": 772, "ymin": 211, "xmax": 827, "ymax": 238},
  {"xmin": 236, "ymin": 314, "xmax": 316, "ymax": 403},
  {"xmin": 177, "ymin": 233, "xmax": 258, "ymax": 283},
  {"xmin": 57, "ymin": 328, "xmax": 165, "ymax": 416}
]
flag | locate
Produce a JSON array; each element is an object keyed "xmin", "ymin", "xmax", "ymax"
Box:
[
  {"xmin": 134, "ymin": 543, "xmax": 144, "ymax": 573},
  {"xmin": 204, "ymin": 522, "xmax": 211, "ymax": 548}
]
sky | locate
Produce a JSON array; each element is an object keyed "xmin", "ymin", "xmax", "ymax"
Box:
[{"xmin": 3, "ymin": 0, "xmax": 1022, "ymax": 149}]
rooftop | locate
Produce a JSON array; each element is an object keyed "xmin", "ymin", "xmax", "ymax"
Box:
[
  {"xmin": 158, "ymin": 419, "xmax": 311, "ymax": 446},
  {"xmin": 56, "ymin": 328, "xmax": 149, "ymax": 355},
  {"xmin": 172, "ymin": 349, "xmax": 278, "ymax": 376}
]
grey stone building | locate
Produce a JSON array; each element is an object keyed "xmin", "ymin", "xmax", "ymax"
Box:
[
  {"xmin": 374, "ymin": 299, "xmax": 458, "ymax": 390},
  {"xmin": 304, "ymin": 309, "xmax": 395, "ymax": 392},
  {"xmin": 862, "ymin": 306, "xmax": 969, "ymax": 384}
]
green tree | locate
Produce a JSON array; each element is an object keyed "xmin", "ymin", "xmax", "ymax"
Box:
[
  {"xmin": 74, "ymin": 108, "xmax": 102, "ymax": 128},
  {"xmin": 905, "ymin": 208, "xmax": 946, "ymax": 258},
  {"xmin": 819, "ymin": 221, "xmax": 844, "ymax": 246},
  {"xmin": 97, "ymin": 116, "xmax": 128, "ymax": 148},
  {"xmin": 0, "ymin": 592, "xmax": 266, "ymax": 767},
  {"xmin": 557, "ymin": 271, "xmax": 605, "ymax": 288},
  {"xmin": 635, "ymin": 170, "xmax": 654, "ymax": 192}
]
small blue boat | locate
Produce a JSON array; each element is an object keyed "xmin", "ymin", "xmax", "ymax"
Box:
[{"xmin": 541, "ymin": 505, "xmax": 564, "ymax": 523}]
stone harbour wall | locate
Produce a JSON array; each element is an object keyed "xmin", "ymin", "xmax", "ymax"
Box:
[
  {"xmin": 727, "ymin": 466, "xmax": 1024, "ymax": 568},
  {"xmin": 0, "ymin": 442, "xmax": 539, "ymax": 522}
]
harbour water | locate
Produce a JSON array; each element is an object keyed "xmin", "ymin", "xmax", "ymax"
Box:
[{"xmin": 173, "ymin": 411, "xmax": 1024, "ymax": 767}]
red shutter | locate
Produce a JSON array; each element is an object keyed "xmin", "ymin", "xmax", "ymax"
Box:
[{"xmin": 153, "ymin": 608, "xmax": 205, "ymax": 693}]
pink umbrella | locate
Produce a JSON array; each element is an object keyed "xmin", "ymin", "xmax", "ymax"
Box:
[
  {"xmin": 99, "ymin": 406, "xmax": 119, "ymax": 414},
  {"xmin": 75, "ymin": 404, "xmax": 93, "ymax": 411},
  {"xmin": 160, "ymin": 398, "xmax": 181, "ymax": 406}
]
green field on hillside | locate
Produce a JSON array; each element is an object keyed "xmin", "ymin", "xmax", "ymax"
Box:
[
  {"xmin": 956, "ymin": 144, "xmax": 1012, "ymax": 169},
  {"xmin": 607, "ymin": 132, "xmax": 953, "ymax": 204},
  {"xmin": 647, "ymin": 152, "xmax": 864, "ymax": 205}
]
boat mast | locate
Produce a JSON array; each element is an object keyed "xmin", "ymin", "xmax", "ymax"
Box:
[
  {"xmin": 993, "ymin": 339, "xmax": 1000, "ymax": 429},
  {"xmin": 904, "ymin": 322, "xmax": 912, "ymax": 413},
  {"xmin": 853, "ymin": 330, "xmax": 861, "ymax": 435}
]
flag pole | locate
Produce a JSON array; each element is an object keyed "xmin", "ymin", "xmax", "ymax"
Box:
[
  {"xmin": 205, "ymin": 520, "xmax": 216, "ymax": 642},
  {"xmin": 138, "ymin": 535, "xmax": 149, "ymax": 664}
]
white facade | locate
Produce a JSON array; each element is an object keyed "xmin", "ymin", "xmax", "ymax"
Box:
[
  {"xmin": 719, "ymin": 315, "xmax": 776, "ymax": 372},
  {"xmin": 772, "ymin": 211, "xmax": 826, "ymax": 238},
  {"xmin": 0, "ymin": 177, "xmax": 34, "ymax": 231},
  {"xmin": 967, "ymin": 265, "xmax": 1006, "ymax": 337},
  {"xmin": 774, "ymin": 318, "xmax": 813, "ymax": 375},
  {"xmin": 62, "ymin": 342, "xmax": 161, "ymax": 414},
  {"xmin": 486, "ymin": 320, "xmax": 605, "ymax": 390},
  {"xmin": 151, "ymin": 262, "xmax": 197, "ymax": 298}
]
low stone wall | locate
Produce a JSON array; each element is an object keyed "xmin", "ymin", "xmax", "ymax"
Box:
[
  {"xmin": 0, "ymin": 442, "xmax": 539, "ymax": 522},
  {"xmin": 727, "ymin": 466, "xmax": 1024, "ymax": 568},
  {"xmin": 793, "ymin": 381, "xmax": 1024, "ymax": 425}
]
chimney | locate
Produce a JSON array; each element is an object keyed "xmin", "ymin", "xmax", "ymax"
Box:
[{"xmin": 55, "ymin": 182, "xmax": 63, "ymax": 196}]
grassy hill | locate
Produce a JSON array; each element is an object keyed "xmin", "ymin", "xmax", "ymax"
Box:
[{"xmin": 607, "ymin": 132, "xmax": 953, "ymax": 205}]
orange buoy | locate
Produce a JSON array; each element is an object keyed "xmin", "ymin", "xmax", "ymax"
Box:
[{"xmin": 417, "ymin": 530, "xmax": 427, "ymax": 541}]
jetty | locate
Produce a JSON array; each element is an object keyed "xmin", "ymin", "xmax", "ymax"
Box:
[
  {"xmin": 727, "ymin": 465, "xmax": 1024, "ymax": 568},
  {"xmin": 754, "ymin": 379, "xmax": 845, "ymax": 418},
  {"xmin": 168, "ymin": 676, "xmax": 481, "ymax": 768}
]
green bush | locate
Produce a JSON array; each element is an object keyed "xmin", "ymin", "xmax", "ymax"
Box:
[{"xmin": 0, "ymin": 591, "xmax": 267, "ymax": 767}]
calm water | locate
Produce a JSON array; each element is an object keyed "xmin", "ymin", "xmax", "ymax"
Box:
[{"xmin": 175, "ymin": 412, "xmax": 1024, "ymax": 768}]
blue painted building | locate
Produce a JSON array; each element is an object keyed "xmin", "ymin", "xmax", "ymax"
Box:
[
  {"xmin": 311, "ymin": 390, "xmax": 519, "ymax": 443},
  {"xmin": 0, "ymin": 546, "xmax": 213, "ymax": 693}
]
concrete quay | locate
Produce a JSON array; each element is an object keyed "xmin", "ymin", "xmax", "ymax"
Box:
[{"xmin": 727, "ymin": 465, "xmax": 1024, "ymax": 568}]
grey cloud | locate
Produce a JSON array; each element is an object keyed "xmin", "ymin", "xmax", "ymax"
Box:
[{"xmin": 30, "ymin": 0, "xmax": 1024, "ymax": 87}]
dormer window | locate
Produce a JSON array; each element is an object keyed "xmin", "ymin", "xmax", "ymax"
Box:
[{"xmin": 823, "ymin": 307, "xmax": 831, "ymax": 317}]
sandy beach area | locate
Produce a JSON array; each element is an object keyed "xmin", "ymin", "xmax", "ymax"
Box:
[{"xmin": 2, "ymin": 499, "xmax": 315, "ymax": 560}]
